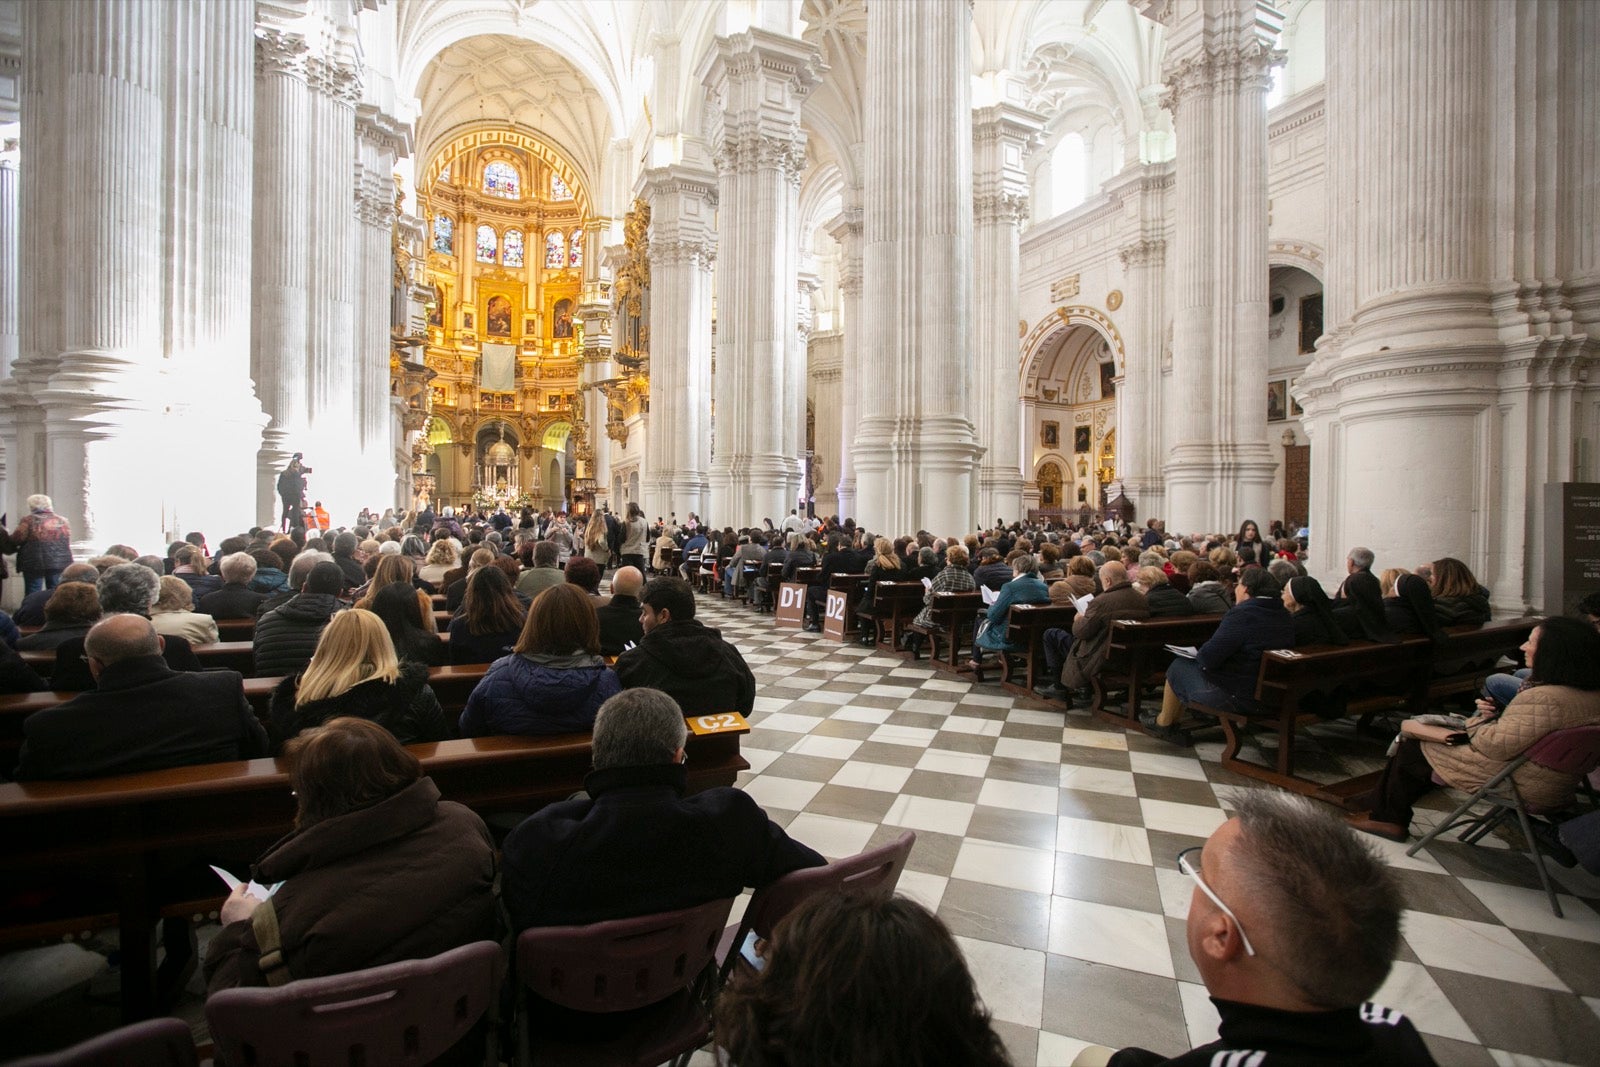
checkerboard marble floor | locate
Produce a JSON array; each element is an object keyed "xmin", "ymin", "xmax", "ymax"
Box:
[{"xmin": 694, "ymin": 594, "xmax": 1600, "ymax": 1067}]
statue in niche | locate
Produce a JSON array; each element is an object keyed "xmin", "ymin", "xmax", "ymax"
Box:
[{"xmin": 486, "ymin": 295, "xmax": 512, "ymax": 338}]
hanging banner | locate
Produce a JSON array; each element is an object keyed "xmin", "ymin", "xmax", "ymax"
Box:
[{"xmin": 481, "ymin": 343, "xmax": 516, "ymax": 394}]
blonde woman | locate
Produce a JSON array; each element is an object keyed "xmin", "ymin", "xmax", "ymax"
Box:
[
  {"xmin": 267, "ymin": 609, "xmax": 450, "ymax": 751},
  {"xmin": 1378, "ymin": 567, "xmax": 1411, "ymax": 598},
  {"xmin": 417, "ymin": 539, "xmax": 459, "ymax": 587},
  {"xmin": 584, "ymin": 511, "xmax": 611, "ymax": 575},
  {"xmin": 151, "ymin": 575, "xmax": 220, "ymax": 646}
]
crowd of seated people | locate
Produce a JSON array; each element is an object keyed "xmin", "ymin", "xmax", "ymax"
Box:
[{"xmin": 0, "ymin": 501, "xmax": 1582, "ymax": 1066}]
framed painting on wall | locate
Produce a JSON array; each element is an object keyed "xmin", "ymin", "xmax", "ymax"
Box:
[
  {"xmin": 1267, "ymin": 380, "xmax": 1288, "ymax": 422},
  {"xmin": 1074, "ymin": 425, "xmax": 1091, "ymax": 453},
  {"xmin": 486, "ymin": 295, "xmax": 513, "ymax": 338},
  {"xmin": 1042, "ymin": 421, "xmax": 1059, "ymax": 448}
]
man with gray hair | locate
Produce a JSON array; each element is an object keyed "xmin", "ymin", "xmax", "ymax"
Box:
[
  {"xmin": 1098, "ymin": 791, "xmax": 1435, "ymax": 1066},
  {"xmin": 1337, "ymin": 546, "xmax": 1376, "ymax": 601},
  {"xmin": 16, "ymin": 614, "xmax": 266, "ymax": 780},
  {"xmin": 198, "ymin": 552, "xmax": 267, "ymax": 620},
  {"xmin": 49, "ymin": 563, "xmax": 204, "ymax": 690},
  {"xmin": 499, "ymin": 687, "xmax": 823, "ymax": 932}
]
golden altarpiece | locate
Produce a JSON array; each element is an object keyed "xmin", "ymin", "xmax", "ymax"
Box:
[{"xmin": 401, "ymin": 130, "xmax": 595, "ymax": 512}]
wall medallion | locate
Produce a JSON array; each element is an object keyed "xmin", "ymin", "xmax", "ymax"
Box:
[{"xmin": 1106, "ymin": 290, "xmax": 1123, "ymax": 311}]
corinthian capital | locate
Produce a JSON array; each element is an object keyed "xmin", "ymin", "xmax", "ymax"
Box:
[
  {"xmin": 1160, "ymin": 40, "xmax": 1282, "ymax": 116},
  {"xmin": 1119, "ymin": 238, "xmax": 1167, "ymax": 269},
  {"xmin": 974, "ymin": 191, "xmax": 1030, "ymax": 226},
  {"xmin": 255, "ymin": 28, "xmax": 308, "ymax": 79}
]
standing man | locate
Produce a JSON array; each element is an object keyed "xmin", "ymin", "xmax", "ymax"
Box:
[{"xmin": 277, "ymin": 453, "xmax": 311, "ymax": 532}]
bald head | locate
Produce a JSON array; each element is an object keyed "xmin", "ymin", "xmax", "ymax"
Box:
[
  {"xmin": 1099, "ymin": 560, "xmax": 1128, "ymax": 588},
  {"xmin": 84, "ymin": 614, "xmax": 163, "ymax": 669},
  {"xmin": 611, "ymin": 565, "xmax": 644, "ymax": 598}
]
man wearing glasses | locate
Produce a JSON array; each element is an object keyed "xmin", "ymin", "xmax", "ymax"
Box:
[{"xmin": 1080, "ymin": 791, "xmax": 1437, "ymax": 1066}]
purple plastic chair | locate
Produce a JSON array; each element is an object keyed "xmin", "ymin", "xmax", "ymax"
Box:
[
  {"xmin": 716, "ymin": 829, "xmax": 916, "ymax": 984},
  {"xmin": 514, "ymin": 895, "xmax": 736, "ymax": 1067},
  {"xmin": 5, "ymin": 1018, "xmax": 197, "ymax": 1067},
  {"xmin": 205, "ymin": 940, "xmax": 505, "ymax": 1067},
  {"xmin": 1408, "ymin": 724, "xmax": 1600, "ymax": 916}
]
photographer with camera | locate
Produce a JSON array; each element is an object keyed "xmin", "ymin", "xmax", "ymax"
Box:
[{"xmin": 277, "ymin": 453, "xmax": 312, "ymax": 532}]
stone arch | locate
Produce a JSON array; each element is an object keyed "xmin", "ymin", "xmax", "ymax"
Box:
[
  {"xmin": 1020, "ymin": 305, "xmax": 1126, "ymax": 399},
  {"xmin": 1268, "ymin": 239, "xmax": 1326, "ymax": 284}
]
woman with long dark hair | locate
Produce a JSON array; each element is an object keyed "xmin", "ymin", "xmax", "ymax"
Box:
[
  {"xmin": 370, "ymin": 581, "xmax": 448, "ymax": 667},
  {"xmin": 446, "ymin": 565, "xmax": 527, "ymax": 664},
  {"xmin": 1346, "ymin": 617, "xmax": 1600, "ymax": 841},
  {"xmin": 715, "ymin": 892, "xmax": 1012, "ymax": 1067}
]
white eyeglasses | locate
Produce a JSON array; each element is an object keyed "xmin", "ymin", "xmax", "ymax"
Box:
[{"xmin": 1177, "ymin": 846, "xmax": 1257, "ymax": 956}]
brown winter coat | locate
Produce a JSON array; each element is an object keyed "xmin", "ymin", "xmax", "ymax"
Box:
[
  {"xmin": 203, "ymin": 777, "xmax": 497, "ymax": 993},
  {"xmin": 1424, "ymin": 685, "xmax": 1600, "ymax": 809},
  {"xmin": 1061, "ymin": 581, "xmax": 1150, "ymax": 689},
  {"xmin": 1049, "ymin": 574, "xmax": 1096, "ymax": 604}
]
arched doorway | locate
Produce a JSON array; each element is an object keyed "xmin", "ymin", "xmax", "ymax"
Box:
[
  {"xmin": 1267, "ymin": 262, "xmax": 1322, "ymax": 527},
  {"xmin": 1021, "ymin": 318, "xmax": 1118, "ymax": 518}
]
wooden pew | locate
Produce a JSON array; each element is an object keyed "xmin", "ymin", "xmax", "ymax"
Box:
[
  {"xmin": 820, "ymin": 573, "xmax": 869, "ymax": 641},
  {"xmin": 1090, "ymin": 616, "xmax": 1226, "ymax": 726},
  {"xmin": 871, "ymin": 582, "xmax": 929, "ymax": 651},
  {"xmin": 0, "ymin": 664, "xmax": 495, "ymax": 775},
  {"xmin": 0, "ymin": 717, "xmax": 751, "ymax": 1021},
  {"xmin": 986, "ymin": 603, "xmax": 1076, "ymax": 697},
  {"xmin": 905, "ymin": 591, "xmax": 985, "ymax": 673},
  {"xmin": 1172, "ymin": 617, "xmax": 1541, "ymax": 801}
]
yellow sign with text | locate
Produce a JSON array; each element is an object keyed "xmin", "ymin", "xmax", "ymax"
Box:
[{"xmin": 686, "ymin": 712, "xmax": 750, "ymax": 736}]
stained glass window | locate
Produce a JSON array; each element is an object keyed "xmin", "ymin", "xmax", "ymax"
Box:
[
  {"xmin": 503, "ymin": 230, "xmax": 525, "ymax": 268},
  {"xmin": 476, "ymin": 225, "xmax": 497, "ymax": 263},
  {"xmin": 569, "ymin": 230, "xmax": 582, "ymax": 268},
  {"xmin": 483, "ymin": 161, "xmax": 520, "ymax": 199},
  {"xmin": 432, "ymin": 214, "xmax": 454, "ymax": 255},
  {"xmin": 550, "ymin": 172, "xmax": 571, "ymax": 200},
  {"xmin": 545, "ymin": 230, "xmax": 564, "ymax": 268}
]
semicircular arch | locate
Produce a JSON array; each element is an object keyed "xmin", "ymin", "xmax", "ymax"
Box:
[
  {"xmin": 1268, "ymin": 238, "xmax": 1326, "ymax": 283},
  {"xmin": 421, "ymin": 124, "xmax": 594, "ymax": 221},
  {"xmin": 1020, "ymin": 305, "xmax": 1126, "ymax": 399}
]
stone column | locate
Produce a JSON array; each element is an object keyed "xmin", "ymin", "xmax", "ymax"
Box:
[
  {"xmin": 972, "ymin": 103, "xmax": 1042, "ymax": 526},
  {"xmin": 355, "ymin": 107, "xmax": 407, "ymax": 508},
  {"xmin": 1112, "ymin": 161, "xmax": 1175, "ymax": 522},
  {"xmin": 699, "ymin": 29, "xmax": 822, "ymax": 528},
  {"xmin": 304, "ymin": 47, "xmax": 363, "ymax": 518},
  {"xmin": 640, "ymin": 164, "xmax": 718, "ymax": 522},
  {"xmin": 855, "ymin": 0, "xmax": 979, "ymax": 537},
  {"xmin": 1298, "ymin": 0, "xmax": 1590, "ymax": 609},
  {"xmin": 827, "ymin": 204, "xmax": 862, "ymax": 520},
  {"xmin": 252, "ymin": 24, "xmax": 313, "ymax": 526},
  {"xmin": 0, "ymin": 159, "xmax": 16, "ymax": 383},
  {"xmin": 28, "ymin": 0, "xmax": 167, "ymax": 550},
  {"xmin": 578, "ymin": 217, "xmax": 614, "ymax": 507},
  {"xmin": 1157, "ymin": 0, "xmax": 1279, "ymax": 533},
  {"xmin": 161, "ymin": 0, "xmax": 269, "ymax": 541}
]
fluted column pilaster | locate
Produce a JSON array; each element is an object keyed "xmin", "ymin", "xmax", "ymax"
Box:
[
  {"xmin": 1159, "ymin": 0, "xmax": 1279, "ymax": 534},
  {"xmin": 161, "ymin": 0, "xmax": 269, "ymax": 541},
  {"xmin": 827, "ymin": 204, "xmax": 862, "ymax": 521},
  {"xmin": 0, "ymin": 161, "xmax": 16, "ymax": 384},
  {"xmin": 1117, "ymin": 227, "xmax": 1168, "ymax": 519},
  {"xmin": 973, "ymin": 104, "xmax": 1043, "ymax": 526},
  {"xmin": 26, "ymin": 0, "xmax": 167, "ymax": 550},
  {"xmin": 640, "ymin": 165, "xmax": 717, "ymax": 522},
  {"xmin": 856, "ymin": 0, "xmax": 978, "ymax": 537},
  {"xmin": 252, "ymin": 25, "xmax": 312, "ymax": 524},
  {"xmin": 699, "ymin": 29, "xmax": 822, "ymax": 528},
  {"xmin": 354, "ymin": 107, "xmax": 407, "ymax": 508}
]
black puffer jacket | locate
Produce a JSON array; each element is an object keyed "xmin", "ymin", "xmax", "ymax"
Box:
[
  {"xmin": 1433, "ymin": 587, "xmax": 1492, "ymax": 627},
  {"xmin": 614, "ymin": 620, "xmax": 755, "ymax": 715},
  {"xmin": 253, "ymin": 593, "xmax": 342, "ymax": 677},
  {"xmin": 1145, "ymin": 585, "xmax": 1196, "ymax": 617},
  {"xmin": 268, "ymin": 660, "xmax": 452, "ymax": 751}
]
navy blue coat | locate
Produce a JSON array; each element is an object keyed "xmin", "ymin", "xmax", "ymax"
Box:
[
  {"xmin": 1196, "ymin": 596, "xmax": 1296, "ymax": 700},
  {"xmin": 458, "ymin": 652, "xmax": 621, "ymax": 737}
]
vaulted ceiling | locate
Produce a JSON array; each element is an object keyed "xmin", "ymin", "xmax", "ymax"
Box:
[{"xmin": 414, "ymin": 34, "xmax": 613, "ymax": 200}]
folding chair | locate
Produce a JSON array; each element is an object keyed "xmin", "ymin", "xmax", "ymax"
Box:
[
  {"xmin": 716, "ymin": 830, "xmax": 916, "ymax": 984},
  {"xmin": 1406, "ymin": 725, "xmax": 1600, "ymax": 916},
  {"xmin": 206, "ymin": 941, "xmax": 505, "ymax": 1067},
  {"xmin": 7, "ymin": 1017, "xmax": 197, "ymax": 1067},
  {"xmin": 514, "ymin": 896, "xmax": 736, "ymax": 1067}
]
